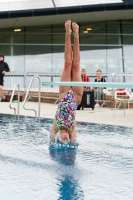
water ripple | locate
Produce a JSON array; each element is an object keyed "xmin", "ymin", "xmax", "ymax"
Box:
[{"xmin": 0, "ymin": 114, "xmax": 133, "ymax": 200}]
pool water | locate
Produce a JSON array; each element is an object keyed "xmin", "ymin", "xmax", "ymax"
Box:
[{"xmin": 0, "ymin": 114, "xmax": 133, "ymax": 200}]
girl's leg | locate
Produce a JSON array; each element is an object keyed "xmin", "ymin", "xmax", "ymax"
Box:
[
  {"xmin": 71, "ymin": 22, "xmax": 83, "ymax": 104},
  {"xmin": 0, "ymin": 85, "xmax": 2, "ymax": 91},
  {"xmin": 59, "ymin": 20, "xmax": 72, "ymax": 96}
]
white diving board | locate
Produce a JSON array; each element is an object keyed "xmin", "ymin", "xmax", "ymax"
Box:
[{"xmin": 42, "ymin": 82, "xmax": 133, "ymax": 89}]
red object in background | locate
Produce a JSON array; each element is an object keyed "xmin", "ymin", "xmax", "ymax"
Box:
[
  {"xmin": 77, "ymin": 75, "xmax": 90, "ymax": 109},
  {"xmin": 82, "ymin": 75, "xmax": 90, "ymax": 89},
  {"xmin": 116, "ymin": 88, "xmax": 126, "ymax": 95},
  {"xmin": 82, "ymin": 75, "xmax": 90, "ymax": 82}
]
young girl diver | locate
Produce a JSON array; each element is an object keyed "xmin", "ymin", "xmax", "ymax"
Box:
[{"xmin": 50, "ymin": 20, "xmax": 83, "ymax": 144}]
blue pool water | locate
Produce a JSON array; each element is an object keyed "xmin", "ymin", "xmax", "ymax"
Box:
[{"xmin": 0, "ymin": 114, "xmax": 133, "ymax": 200}]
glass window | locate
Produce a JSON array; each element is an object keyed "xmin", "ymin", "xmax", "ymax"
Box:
[
  {"xmin": 25, "ymin": 54, "xmax": 52, "ymax": 73},
  {"xmin": 124, "ymin": 59, "xmax": 133, "ymax": 73},
  {"xmin": 53, "ymin": 24, "xmax": 65, "ymax": 34},
  {"xmin": 107, "ymin": 46, "xmax": 122, "ymax": 58},
  {"xmin": 52, "ymin": 24, "xmax": 65, "ymax": 72},
  {"xmin": 123, "ymin": 46, "xmax": 133, "ymax": 58},
  {"xmin": 0, "ymin": 28, "xmax": 24, "ymax": 43},
  {"xmin": 52, "ymin": 44, "xmax": 64, "ymax": 73},
  {"xmin": 107, "ymin": 35, "xmax": 121, "ymax": 45},
  {"xmin": 107, "ymin": 46, "xmax": 122, "ymax": 73},
  {"xmin": 25, "ymin": 26, "xmax": 52, "ymax": 44},
  {"xmin": 122, "ymin": 35, "xmax": 133, "ymax": 45},
  {"xmin": 80, "ymin": 22, "xmax": 106, "ymax": 73},
  {"xmin": 122, "ymin": 21, "xmax": 133, "ymax": 72},
  {"xmin": 25, "ymin": 45, "xmax": 52, "ymax": 72},
  {"xmin": 80, "ymin": 46, "xmax": 106, "ymax": 73},
  {"xmin": 106, "ymin": 21, "xmax": 121, "ymax": 45},
  {"xmin": 0, "ymin": 44, "xmax": 11, "ymax": 55},
  {"xmin": 0, "ymin": 33, "xmax": 11, "ymax": 43},
  {"xmin": 5, "ymin": 45, "xmax": 25, "ymax": 72},
  {"xmin": 1, "ymin": 20, "xmax": 133, "ymax": 74},
  {"xmin": 107, "ymin": 21, "xmax": 120, "ymax": 34},
  {"xmin": 80, "ymin": 22, "xmax": 106, "ymax": 34},
  {"xmin": 80, "ymin": 22, "xmax": 106, "ymax": 46},
  {"xmin": 13, "ymin": 33, "xmax": 24, "ymax": 44},
  {"xmin": 81, "ymin": 46, "xmax": 106, "ymax": 58},
  {"xmin": 107, "ymin": 58, "xmax": 123, "ymax": 73},
  {"xmin": 52, "ymin": 52, "xmax": 64, "ymax": 73},
  {"xmin": 25, "ymin": 33, "xmax": 52, "ymax": 44},
  {"xmin": 53, "ymin": 24, "xmax": 65, "ymax": 45},
  {"xmin": 80, "ymin": 34, "xmax": 106, "ymax": 45},
  {"xmin": 122, "ymin": 21, "xmax": 133, "ymax": 34},
  {"xmin": 53, "ymin": 34, "xmax": 64, "ymax": 45}
]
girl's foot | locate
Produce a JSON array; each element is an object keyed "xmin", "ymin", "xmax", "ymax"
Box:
[
  {"xmin": 65, "ymin": 20, "xmax": 72, "ymax": 36},
  {"xmin": 72, "ymin": 22, "xmax": 79, "ymax": 38}
]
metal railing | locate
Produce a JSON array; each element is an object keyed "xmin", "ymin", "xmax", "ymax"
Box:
[
  {"xmin": 23, "ymin": 75, "xmax": 41, "ymax": 128},
  {"xmin": 4, "ymin": 71, "xmax": 114, "ymax": 107},
  {"xmin": 24, "ymin": 72, "xmax": 60, "ymax": 102},
  {"xmin": 4, "ymin": 71, "xmax": 133, "ymax": 109},
  {"xmin": 9, "ymin": 83, "xmax": 20, "ymax": 120},
  {"xmin": 4, "ymin": 71, "xmax": 25, "ymax": 91},
  {"xmin": 114, "ymin": 73, "xmax": 133, "ymax": 84}
]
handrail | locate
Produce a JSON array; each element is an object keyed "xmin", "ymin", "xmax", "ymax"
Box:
[
  {"xmin": 9, "ymin": 83, "xmax": 20, "ymax": 120},
  {"xmin": 23, "ymin": 75, "xmax": 41, "ymax": 128}
]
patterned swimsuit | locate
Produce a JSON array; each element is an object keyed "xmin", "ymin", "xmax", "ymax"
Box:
[{"xmin": 55, "ymin": 89, "xmax": 78, "ymax": 130}]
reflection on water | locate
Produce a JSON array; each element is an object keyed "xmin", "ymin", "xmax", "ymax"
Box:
[
  {"xmin": 49, "ymin": 145, "xmax": 77, "ymax": 165},
  {"xmin": 50, "ymin": 146, "xmax": 84, "ymax": 200},
  {"xmin": 58, "ymin": 176, "xmax": 84, "ymax": 200},
  {"xmin": 0, "ymin": 114, "xmax": 133, "ymax": 200}
]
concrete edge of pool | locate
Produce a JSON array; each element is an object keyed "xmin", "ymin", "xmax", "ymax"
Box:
[{"xmin": 0, "ymin": 102, "xmax": 133, "ymax": 127}]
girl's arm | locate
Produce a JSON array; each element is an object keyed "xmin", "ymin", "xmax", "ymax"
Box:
[
  {"xmin": 50, "ymin": 119, "xmax": 58, "ymax": 142},
  {"xmin": 69, "ymin": 122, "xmax": 77, "ymax": 144}
]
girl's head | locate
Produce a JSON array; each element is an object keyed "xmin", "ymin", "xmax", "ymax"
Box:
[{"xmin": 56, "ymin": 128, "xmax": 70, "ymax": 144}]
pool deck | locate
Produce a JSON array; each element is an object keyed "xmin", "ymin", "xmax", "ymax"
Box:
[{"xmin": 0, "ymin": 101, "xmax": 133, "ymax": 127}]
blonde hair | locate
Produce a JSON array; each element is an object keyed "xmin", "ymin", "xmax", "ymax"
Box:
[{"xmin": 96, "ymin": 69, "xmax": 102, "ymax": 73}]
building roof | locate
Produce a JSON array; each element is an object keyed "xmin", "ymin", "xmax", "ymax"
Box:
[
  {"xmin": 0, "ymin": 0, "xmax": 133, "ymax": 28},
  {"xmin": 0, "ymin": 1, "xmax": 124, "ymax": 12},
  {"xmin": 0, "ymin": 0, "xmax": 132, "ymax": 19}
]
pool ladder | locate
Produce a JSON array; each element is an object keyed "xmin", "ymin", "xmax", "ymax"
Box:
[
  {"xmin": 9, "ymin": 83, "xmax": 20, "ymax": 120},
  {"xmin": 9, "ymin": 75, "xmax": 41, "ymax": 127},
  {"xmin": 23, "ymin": 75, "xmax": 41, "ymax": 128}
]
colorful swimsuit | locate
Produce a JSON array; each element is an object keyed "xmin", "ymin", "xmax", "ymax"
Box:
[{"xmin": 55, "ymin": 89, "xmax": 78, "ymax": 130}]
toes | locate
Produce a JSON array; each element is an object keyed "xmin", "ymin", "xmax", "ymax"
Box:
[
  {"xmin": 65, "ymin": 20, "xmax": 72, "ymax": 34},
  {"xmin": 72, "ymin": 22, "xmax": 78, "ymax": 29},
  {"xmin": 72, "ymin": 22, "xmax": 79, "ymax": 37},
  {"xmin": 65, "ymin": 20, "xmax": 71, "ymax": 26}
]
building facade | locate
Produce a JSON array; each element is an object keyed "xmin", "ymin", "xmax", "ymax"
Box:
[{"xmin": 0, "ymin": 0, "xmax": 133, "ymax": 73}]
